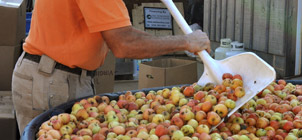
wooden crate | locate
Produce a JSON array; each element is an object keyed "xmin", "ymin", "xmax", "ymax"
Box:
[{"xmin": 203, "ymin": 0, "xmax": 299, "ymax": 78}]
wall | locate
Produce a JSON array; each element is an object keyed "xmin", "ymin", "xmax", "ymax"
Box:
[{"xmin": 203, "ymin": 0, "xmax": 299, "ymax": 78}]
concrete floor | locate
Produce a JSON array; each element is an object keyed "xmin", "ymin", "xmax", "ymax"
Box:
[{"xmin": 114, "ymin": 80, "xmax": 138, "ymax": 92}]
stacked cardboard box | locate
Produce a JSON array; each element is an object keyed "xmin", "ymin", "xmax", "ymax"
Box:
[
  {"xmin": 0, "ymin": 0, "xmax": 26, "ymax": 90},
  {"xmin": 0, "ymin": 91, "xmax": 19, "ymax": 140}
]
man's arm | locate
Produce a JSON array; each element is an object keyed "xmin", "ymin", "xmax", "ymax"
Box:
[{"xmin": 101, "ymin": 26, "xmax": 210, "ymax": 59}]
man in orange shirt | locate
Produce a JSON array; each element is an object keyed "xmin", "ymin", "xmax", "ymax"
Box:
[{"xmin": 12, "ymin": 0, "xmax": 210, "ymax": 134}]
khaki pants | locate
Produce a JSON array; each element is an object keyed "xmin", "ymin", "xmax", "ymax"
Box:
[{"xmin": 12, "ymin": 52, "xmax": 95, "ymax": 135}]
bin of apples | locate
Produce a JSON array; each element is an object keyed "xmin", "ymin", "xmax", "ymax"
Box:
[{"xmin": 36, "ymin": 73, "xmax": 302, "ymax": 140}]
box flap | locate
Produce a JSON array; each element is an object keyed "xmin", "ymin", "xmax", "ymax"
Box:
[
  {"xmin": 0, "ymin": 0, "xmax": 23, "ymax": 7},
  {"xmin": 142, "ymin": 58, "xmax": 196, "ymax": 68}
]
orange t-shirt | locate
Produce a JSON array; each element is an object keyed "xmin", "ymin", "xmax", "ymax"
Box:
[{"xmin": 23, "ymin": 0, "xmax": 131, "ymax": 70}]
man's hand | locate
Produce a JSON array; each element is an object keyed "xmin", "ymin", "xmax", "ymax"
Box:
[{"xmin": 185, "ymin": 30, "xmax": 211, "ymax": 54}]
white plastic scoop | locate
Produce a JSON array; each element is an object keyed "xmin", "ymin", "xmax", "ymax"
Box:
[{"xmin": 161, "ymin": 0, "xmax": 276, "ymax": 131}]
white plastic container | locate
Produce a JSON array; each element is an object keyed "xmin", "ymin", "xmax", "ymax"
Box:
[
  {"xmin": 226, "ymin": 41, "xmax": 246, "ymax": 58},
  {"xmin": 214, "ymin": 38, "xmax": 232, "ymax": 60}
]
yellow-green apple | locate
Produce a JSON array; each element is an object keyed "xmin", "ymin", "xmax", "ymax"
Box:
[
  {"xmin": 187, "ymin": 119, "xmax": 198, "ymax": 129},
  {"xmin": 172, "ymin": 130, "xmax": 184, "ymax": 140},
  {"xmin": 137, "ymin": 131, "xmax": 149, "ymax": 139},
  {"xmin": 179, "ymin": 108, "xmax": 194, "ymax": 121},
  {"xmin": 224, "ymin": 99, "xmax": 236, "ymax": 109},
  {"xmin": 181, "ymin": 125, "xmax": 194, "ymax": 137},
  {"xmin": 152, "ymin": 114, "xmax": 165, "ymax": 124}
]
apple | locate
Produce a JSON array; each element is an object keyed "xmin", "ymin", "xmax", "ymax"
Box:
[
  {"xmin": 231, "ymin": 78, "xmax": 243, "ymax": 90},
  {"xmin": 283, "ymin": 121, "xmax": 294, "ymax": 132},
  {"xmin": 205, "ymin": 95, "xmax": 217, "ymax": 105},
  {"xmin": 199, "ymin": 132, "xmax": 211, "ymax": 140},
  {"xmin": 204, "ymin": 83, "xmax": 215, "ymax": 91},
  {"xmin": 179, "ymin": 108, "xmax": 194, "ymax": 121},
  {"xmin": 180, "ymin": 125, "xmax": 194, "ymax": 137},
  {"xmin": 225, "ymin": 99, "xmax": 236, "ymax": 109},
  {"xmin": 196, "ymin": 124, "xmax": 210, "ymax": 134},
  {"xmin": 106, "ymin": 132, "xmax": 117, "ymax": 139},
  {"xmin": 171, "ymin": 130, "xmax": 184, "ymax": 140},
  {"xmin": 183, "ymin": 86, "xmax": 195, "ymax": 97},
  {"xmin": 171, "ymin": 116, "xmax": 184, "ymax": 128},
  {"xmin": 112, "ymin": 126, "xmax": 125, "ymax": 135},
  {"xmin": 207, "ymin": 111, "xmax": 221, "ymax": 126},
  {"xmin": 256, "ymin": 129, "xmax": 267, "ymax": 137},
  {"xmin": 187, "ymin": 119, "xmax": 198, "ymax": 129},
  {"xmin": 285, "ymin": 134, "xmax": 298, "ymax": 140},
  {"xmin": 152, "ymin": 114, "xmax": 165, "ymax": 124},
  {"xmin": 222, "ymin": 73, "xmax": 233, "ymax": 80},
  {"xmin": 154, "ymin": 124, "xmax": 168, "ymax": 137},
  {"xmin": 178, "ymin": 98, "xmax": 189, "ymax": 107},
  {"xmin": 234, "ymin": 87, "xmax": 245, "ymax": 98},
  {"xmin": 213, "ymin": 104, "xmax": 228, "ymax": 118},
  {"xmin": 137, "ymin": 131, "xmax": 149, "ymax": 139}
]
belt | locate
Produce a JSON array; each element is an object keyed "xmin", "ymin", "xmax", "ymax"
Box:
[{"xmin": 24, "ymin": 52, "xmax": 96, "ymax": 77}]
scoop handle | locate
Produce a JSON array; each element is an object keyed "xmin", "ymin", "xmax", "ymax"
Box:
[{"xmin": 161, "ymin": 0, "xmax": 221, "ymax": 84}]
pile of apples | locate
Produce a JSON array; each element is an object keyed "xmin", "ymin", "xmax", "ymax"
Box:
[{"xmin": 36, "ymin": 73, "xmax": 302, "ymax": 140}]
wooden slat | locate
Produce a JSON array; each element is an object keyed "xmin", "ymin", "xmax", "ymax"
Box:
[
  {"xmin": 221, "ymin": 0, "xmax": 227, "ymax": 39},
  {"xmin": 243, "ymin": 0, "xmax": 253, "ymax": 49},
  {"xmin": 252, "ymin": 0, "xmax": 269, "ymax": 52},
  {"xmin": 268, "ymin": 0, "xmax": 286, "ymax": 56},
  {"xmin": 285, "ymin": 0, "xmax": 298, "ymax": 76},
  {"xmin": 226, "ymin": 0, "xmax": 235, "ymax": 40},
  {"xmin": 203, "ymin": 0, "xmax": 211, "ymax": 36},
  {"xmin": 235, "ymin": 0, "xmax": 244, "ymax": 42},
  {"xmin": 132, "ymin": 4, "xmax": 145, "ymax": 31},
  {"xmin": 215, "ymin": 0, "xmax": 222, "ymax": 42},
  {"xmin": 210, "ymin": 0, "xmax": 216, "ymax": 40}
]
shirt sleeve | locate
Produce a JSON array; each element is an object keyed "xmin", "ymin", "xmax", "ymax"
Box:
[{"xmin": 76, "ymin": 0, "xmax": 132, "ymax": 33}]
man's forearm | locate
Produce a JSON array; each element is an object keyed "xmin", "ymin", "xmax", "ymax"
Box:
[{"xmin": 102, "ymin": 26, "xmax": 188, "ymax": 59}]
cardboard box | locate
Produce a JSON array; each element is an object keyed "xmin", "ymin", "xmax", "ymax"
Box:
[
  {"xmin": 0, "ymin": 0, "xmax": 26, "ymax": 46},
  {"xmin": 138, "ymin": 58, "xmax": 197, "ymax": 89},
  {"xmin": 0, "ymin": 45, "xmax": 22, "ymax": 90},
  {"xmin": 94, "ymin": 51, "xmax": 116, "ymax": 94},
  {"xmin": 0, "ymin": 91, "xmax": 18, "ymax": 140}
]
